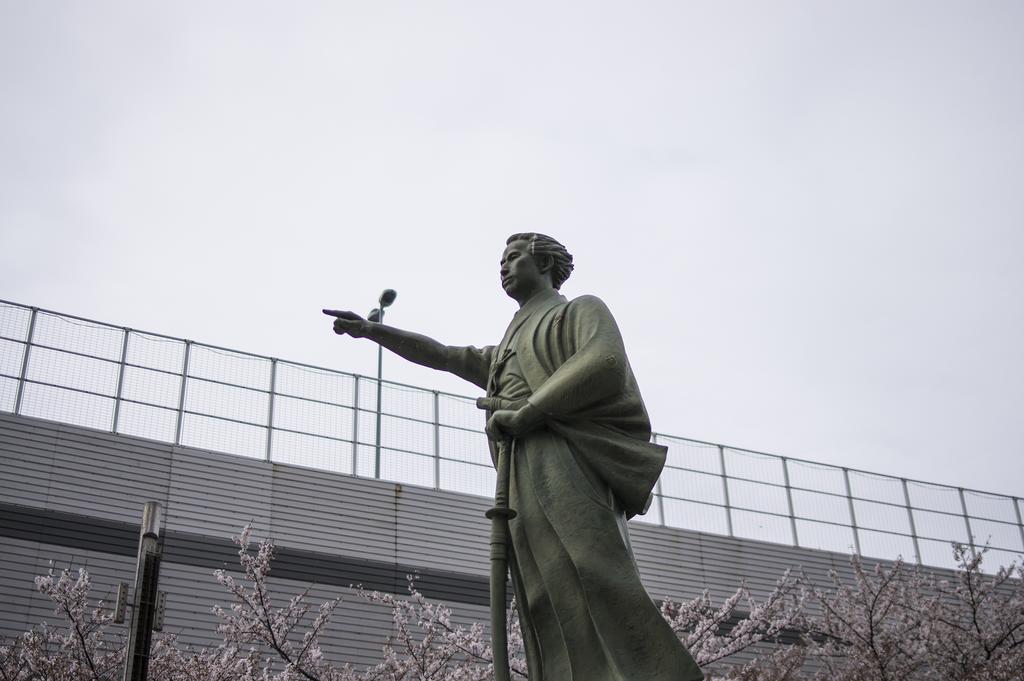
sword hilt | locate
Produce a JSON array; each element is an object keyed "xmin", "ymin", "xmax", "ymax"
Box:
[
  {"xmin": 485, "ymin": 507, "xmax": 517, "ymax": 520},
  {"xmin": 489, "ymin": 439, "xmax": 515, "ymax": 512}
]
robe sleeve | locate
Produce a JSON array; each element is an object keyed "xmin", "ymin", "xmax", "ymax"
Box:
[
  {"xmin": 444, "ymin": 344, "xmax": 495, "ymax": 390},
  {"xmin": 527, "ymin": 295, "xmax": 629, "ymax": 416}
]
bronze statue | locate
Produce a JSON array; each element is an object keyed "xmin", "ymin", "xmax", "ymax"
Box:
[{"xmin": 324, "ymin": 234, "xmax": 703, "ymax": 681}]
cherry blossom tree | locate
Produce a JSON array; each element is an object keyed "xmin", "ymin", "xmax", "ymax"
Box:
[
  {"xmin": 0, "ymin": 525, "xmax": 808, "ymax": 681},
  {"xmin": 801, "ymin": 545, "xmax": 1024, "ymax": 681},
  {"xmin": 8, "ymin": 525, "xmax": 1021, "ymax": 681},
  {"xmin": 0, "ymin": 567, "xmax": 124, "ymax": 681},
  {"xmin": 923, "ymin": 545, "xmax": 1024, "ymax": 681},
  {"xmin": 659, "ymin": 572, "xmax": 805, "ymax": 681},
  {"xmin": 211, "ymin": 526, "xmax": 803, "ymax": 680}
]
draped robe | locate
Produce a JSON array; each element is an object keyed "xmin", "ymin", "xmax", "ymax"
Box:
[{"xmin": 447, "ymin": 289, "xmax": 704, "ymax": 681}]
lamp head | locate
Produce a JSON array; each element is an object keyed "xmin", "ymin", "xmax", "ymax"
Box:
[
  {"xmin": 379, "ymin": 289, "xmax": 397, "ymax": 308},
  {"xmin": 367, "ymin": 308, "xmax": 382, "ymax": 323}
]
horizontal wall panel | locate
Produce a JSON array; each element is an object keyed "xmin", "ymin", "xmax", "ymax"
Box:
[
  {"xmin": 270, "ymin": 466, "xmax": 399, "ymax": 562},
  {"xmin": 0, "ymin": 411, "xmax": 991, "ymax": 672},
  {"xmin": 0, "ymin": 499, "xmax": 490, "ymax": 605},
  {"xmin": 0, "ymin": 420, "xmax": 55, "ymax": 509},
  {"xmin": 166, "ymin": 448, "xmax": 272, "ymax": 538},
  {"xmin": 395, "ymin": 485, "xmax": 492, "ymax": 574},
  {"xmin": 0, "ymin": 537, "xmax": 44, "ymax": 634},
  {"xmin": 44, "ymin": 428, "xmax": 173, "ymax": 523}
]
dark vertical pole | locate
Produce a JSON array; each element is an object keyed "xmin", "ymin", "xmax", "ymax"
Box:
[
  {"xmin": 374, "ymin": 301, "xmax": 385, "ymax": 479},
  {"xmin": 432, "ymin": 390, "xmax": 440, "ymax": 489},
  {"xmin": 374, "ymin": 343, "xmax": 383, "ymax": 478},
  {"xmin": 352, "ymin": 375, "xmax": 360, "ymax": 475},
  {"xmin": 123, "ymin": 502, "xmax": 162, "ymax": 681}
]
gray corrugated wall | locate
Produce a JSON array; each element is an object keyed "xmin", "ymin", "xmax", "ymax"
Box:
[{"xmin": 0, "ymin": 411, "xmax": 901, "ymax": 669}]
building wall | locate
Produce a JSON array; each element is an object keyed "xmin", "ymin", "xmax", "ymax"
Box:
[{"xmin": 0, "ymin": 412, "xmax": 877, "ymax": 668}]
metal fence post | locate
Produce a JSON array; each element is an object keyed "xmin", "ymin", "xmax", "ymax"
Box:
[
  {"xmin": 111, "ymin": 328, "xmax": 130, "ymax": 433},
  {"xmin": 843, "ymin": 468, "xmax": 862, "ymax": 555},
  {"xmin": 432, "ymin": 390, "xmax": 440, "ymax": 489},
  {"xmin": 781, "ymin": 457, "xmax": 798, "ymax": 547},
  {"xmin": 1015, "ymin": 498, "xmax": 1024, "ymax": 555},
  {"xmin": 174, "ymin": 341, "xmax": 192, "ymax": 446},
  {"xmin": 958, "ymin": 488, "xmax": 976, "ymax": 557},
  {"xmin": 719, "ymin": 445, "xmax": 733, "ymax": 537},
  {"xmin": 901, "ymin": 478, "xmax": 922, "ymax": 564},
  {"xmin": 652, "ymin": 434, "xmax": 666, "ymax": 526},
  {"xmin": 352, "ymin": 375, "xmax": 360, "ymax": 475},
  {"xmin": 265, "ymin": 359, "xmax": 277, "ymax": 462},
  {"xmin": 13, "ymin": 307, "xmax": 38, "ymax": 416}
]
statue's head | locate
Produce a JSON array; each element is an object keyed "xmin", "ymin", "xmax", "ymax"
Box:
[{"xmin": 500, "ymin": 234, "xmax": 574, "ymax": 302}]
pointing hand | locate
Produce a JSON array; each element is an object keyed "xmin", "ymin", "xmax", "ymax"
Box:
[{"xmin": 322, "ymin": 310, "xmax": 370, "ymax": 338}]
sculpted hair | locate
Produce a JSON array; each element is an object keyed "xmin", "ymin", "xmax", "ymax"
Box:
[{"xmin": 506, "ymin": 233, "xmax": 574, "ymax": 290}]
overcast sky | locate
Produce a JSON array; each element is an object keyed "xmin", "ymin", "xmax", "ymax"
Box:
[{"xmin": 1, "ymin": 1, "xmax": 1022, "ymax": 499}]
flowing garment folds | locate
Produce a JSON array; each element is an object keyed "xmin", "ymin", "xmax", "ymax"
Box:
[{"xmin": 447, "ymin": 290, "xmax": 703, "ymax": 681}]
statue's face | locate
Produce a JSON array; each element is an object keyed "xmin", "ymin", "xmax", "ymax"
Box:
[{"xmin": 500, "ymin": 239, "xmax": 545, "ymax": 301}]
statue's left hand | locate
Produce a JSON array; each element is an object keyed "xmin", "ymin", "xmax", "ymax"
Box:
[{"xmin": 485, "ymin": 403, "xmax": 545, "ymax": 441}]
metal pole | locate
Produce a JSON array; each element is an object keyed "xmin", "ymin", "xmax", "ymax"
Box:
[
  {"xmin": 843, "ymin": 468, "xmax": 862, "ymax": 555},
  {"xmin": 123, "ymin": 501, "xmax": 162, "ymax": 681},
  {"xmin": 13, "ymin": 307, "xmax": 38, "ymax": 415},
  {"xmin": 174, "ymin": 341, "xmax": 192, "ymax": 446},
  {"xmin": 374, "ymin": 344, "xmax": 383, "ymax": 479},
  {"xmin": 265, "ymin": 359, "xmax": 277, "ymax": 462},
  {"xmin": 374, "ymin": 304, "xmax": 385, "ymax": 480},
  {"xmin": 958, "ymin": 488, "xmax": 976, "ymax": 557},
  {"xmin": 112, "ymin": 328, "xmax": 130, "ymax": 433},
  {"xmin": 433, "ymin": 390, "xmax": 440, "ymax": 489},
  {"xmin": 781, "ymin": 457, "xmax": 798, "ymax": 547},
  {"xmin": 368, "ymin": 289, "xmax": 396, "ymax": 479},
  {"xmin": 653, "ymin": 434, "xmax": 666, "ymax": 526},
  {"xmin": 901, "ymin": 478, "xmax": 922, "ymax": 564},
  {"xmin": 719, "ymin": 445, "xmax": 733, "ymax": 537},
  {"xmin": 352, "ymin": 375, "xmax": 360, "ymax": 475},
  {"xmin": 1014, "ymin": 497, "xmax": 1024, "ymax": 555}
]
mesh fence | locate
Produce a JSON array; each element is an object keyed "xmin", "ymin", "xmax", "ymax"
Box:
[{"xmin": 1, "ymin": 299, "xmax": 1022, "ymax": 572}]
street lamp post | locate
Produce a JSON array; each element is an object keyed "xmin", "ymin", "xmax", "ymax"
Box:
[{"xmin": 368, "ymin": 289, "xmax": 397, "ymax": 479}]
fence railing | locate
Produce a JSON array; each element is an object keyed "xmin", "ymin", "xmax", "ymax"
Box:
[{"xmin": 1, "ymin": 299, "xmax": 1021, "ymax": 573}]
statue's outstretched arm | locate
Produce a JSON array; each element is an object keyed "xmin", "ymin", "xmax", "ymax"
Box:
[{"xmin": 323, "ymin": 309, "xmax": 450, "ymax": 372}]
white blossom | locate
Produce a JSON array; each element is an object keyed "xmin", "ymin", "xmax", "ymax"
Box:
[
  {"xmin": 801, "ymin": 544, "xmax": 1024, "ymax": 681},
  {"xmin": 10, "ymin": 528, "xmax": 1017, "ymax": 680}
]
